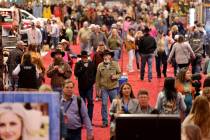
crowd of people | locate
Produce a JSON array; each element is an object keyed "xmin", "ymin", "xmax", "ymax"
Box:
[{"xmin": 2, "ymin": 0, "xmax": 210, "ymax": 140}]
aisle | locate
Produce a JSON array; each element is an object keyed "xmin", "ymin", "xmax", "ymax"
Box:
[{"xmin": 42, "ymin": 45, "xmax": 174, "ymax": 140}]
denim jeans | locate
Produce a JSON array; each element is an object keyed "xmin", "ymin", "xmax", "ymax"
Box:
[
  {"xmin": 113, "ymin": 49, "xmax": 121, "ymax": 61},
  {"xmin": 191, "ymin": 55, "xmax": 202, "ymax": 74},
  {"xmin": 155, "ymin": 52, "xmax": 168, "ymax": 77},
  {"xmin": 80, "ymin": 42, "xmax": 90, "ymax": 53},
  {"xmin": 135, "ymin": 50, "xmax": 140, "ymax": 70},
  {"xmin": 65, "ymin": 128, "xmax": 81, "ymax": 140},
  {"xmin": 79, "ymin": 87, "xmax": 94, "ymax": 122},
  {"xmin": 51, "ymin": 37, "xmax": 59, "ymax": 48},
  {"xmin": 140, "ymin": 54, "xmax": 153, "ymax": 80},
  {"xmin": 101, "ymin": 88, "xmax": 118, "ymax": 125},
  {"xmin": 8, "ymin": 75, "xmax": 18, "ymax": 91}
]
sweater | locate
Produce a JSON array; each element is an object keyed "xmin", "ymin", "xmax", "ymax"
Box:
[{"xmin": 168, "ymin": 42, "xmax": 195, "ymax": 65}]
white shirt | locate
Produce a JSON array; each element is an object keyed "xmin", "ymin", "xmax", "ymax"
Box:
[{"xmin": 20, "ymin": 28, "xmax": 42, "ymax": 45}]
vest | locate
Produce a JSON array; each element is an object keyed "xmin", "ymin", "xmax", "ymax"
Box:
[{"xmin": 18, "ymin": 64, "xmax": 38, "ymax": 89}]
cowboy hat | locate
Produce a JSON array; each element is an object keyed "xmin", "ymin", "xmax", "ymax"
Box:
[
  {"xmin": 125, "ymin": 16, "xmax": 132, "ymax": 20},
  {"xmin": 77, "ymin": 50, "xmax": 90, "ymax": 58},
  {"xmin": 103, "ymin": 49, "xmax": 114, "ymax": 57},
  {"xmin": 59, "ymin": 39, "xmax": 69, "ymax": 45},
  {"xmin": 51, "ymin": 49, "xmax": 65, "ymax": 58}
]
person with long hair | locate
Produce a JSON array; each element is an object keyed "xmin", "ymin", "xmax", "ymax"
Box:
[
  {"xmin": 155, "ymin": 31, "xmax": 168, "ymax": 78},
  {"xmin": 182, "ymin": 124, "xmax": 202, "ymax": 140},
  {"xmin": 0, "ymin": 103, "xmax": 43, "ymax": 140},
  {"xmin": 107, "ymin": 28, "xmax": 122, "ymax": 61},
  {"xmin": 202, "ymin": 87, "xmax": 210, "ymax": 107},
  {"xmin": 125, "ymin": 27, "xmax": 136, "ymax": 72},
  {"xmin": 29, "ymin": 45, "xmax": 45, "ymax": 88},
  {"xmin": 176, "ymin": 67, "xmax": 195, "ymax": 115},
  {"xmin": 168, "ymin": 35, "xmax": 195, "ymax": 70},
  {"xmin": 13, "ymin": 53, "xmax": 38, "ymax": 91},
  {"xmin": 182, "ymin": 96, "xmax": 210, "ymax": 140},
  {"xmin": 109, "ymin": 82, "xmax": 138, "ymax": 140},
  {"xmin": 156, "ymin": 77, "xmax": 186, "ymax": 114}
]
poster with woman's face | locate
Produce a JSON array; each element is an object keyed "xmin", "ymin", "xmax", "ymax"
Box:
[
  {"xmin": 0, "ymin": 92, "xmax": 60, "ymax": 140},
  {"xmin": 0, "ymin": 103, "xmax": 49, "ymax": 140}
]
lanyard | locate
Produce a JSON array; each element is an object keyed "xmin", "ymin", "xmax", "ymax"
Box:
[{"xmin": 64, "ymin": 99, "xmax": 73, "ymax": 113}]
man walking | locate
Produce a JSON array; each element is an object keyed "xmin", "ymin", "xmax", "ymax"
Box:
[
  {"xmin": 138, "ymin": 26, "xmax": 156, "ymax": 82},
  {"xmin": 78, "ymin": 21, "xmax": 91, "ymax": 52},
  {"xmin": 47, "ymin": 49, "xmax": 72, "ymax": 93},
  {"xmin": 96, "ymin": 50, "xmax": 121, "ymax": 127},
  {"xmin": 74, "ymin": 51, "xmax": 96, "ymax": 122},
  {"xmin": 20, "ymin": 22, "xmax": 42, "ymax": 49},
  {"xmin": 7, "ymin": 41, "xmax": 25, "ymax": 91},
  {"xmin": 61, "ymin": 80, "xmax": 93, "ymax": 140},
  {"xmin": 50, "ymin": 19, "xmax": 60, "ymax": 48}
]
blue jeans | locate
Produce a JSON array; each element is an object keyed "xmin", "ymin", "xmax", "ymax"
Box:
[
  {"xmin": 65, "ymin": 128, "xmax": 81, "ymax": 140},
  {"xmin": 8, "ymin": 75, "xmax": 18, "ymax": 91},
  {"xmin": 79, "ymin": 87, "xmax": 94, "ymax": 121},
  {"xmin": 135, "ymin": 50, "xmax": 140, "ymax": 69},
  {"xmin": 51, "ymin": 37, "xmax": 59, "ymax": 48},
  {"xmin": 101, "ymin": 88, "xmax": 118, "ymax": 125},
  {"xmin": 80, "ymin": 42, "xmax": 90, "ymax": 53},
  {"xmin": 140, "ymin": 54, "xmax": 153, "ymax": 80},
  {"xmin": 191, "ymin": 55, "xmax": 202, "ymax": 74},
  {"xmin": 113, "ymin": 49, "xmax": 121, "ymax": 61}
]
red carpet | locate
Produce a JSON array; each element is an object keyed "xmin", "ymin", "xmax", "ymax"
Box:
[{"xmin": 43, "ymin": 45, "xmax": 175, "ymax": 140}]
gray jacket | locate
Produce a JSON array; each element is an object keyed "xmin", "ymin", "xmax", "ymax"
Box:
[
  {"xmin": 89, "ymin": 32, "xmax": 107, "ymax": 50},
  {"xmin": 189, "ymin": 31, "xmax": 203, "ymax": 56},
  {"xmin": 7, "ymin": 48, "xmax": 24, "ymax": 76},
  {"xmin": 110, "ymin": 98, "xmax": 139, "ymax": 116},
  {"xmin": 168, "ymin": 42, "xmax": 195, "ymax": 64}
]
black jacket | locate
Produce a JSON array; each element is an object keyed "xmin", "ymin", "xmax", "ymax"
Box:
[
  {"xmin": 18, "ymin": 64, "xmax": 38, "ymax": 89},
  {"xmin": 7, "ymin": 48, "xmax": 24, "ymax": 75},
  {"xmin": 74, "ymin": 60, "xmax": 96, "ymax": 90},
  {"xmin": 137, "ymin": 34, "xmax": 157, "ymax": 54}
]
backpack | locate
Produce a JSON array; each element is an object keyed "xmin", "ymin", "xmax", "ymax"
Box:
[{"xmin": 77, "ymin": 96, "xmax": 83, "ymax": 123}]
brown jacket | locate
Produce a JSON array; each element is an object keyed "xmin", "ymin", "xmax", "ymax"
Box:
[
  {"xmin": 47, "ymin": 59, "xmax": 72, "ymax": 88},
  {"xmin": 96, "ymin": 61, "xmax": 121, "ymax": 90}
]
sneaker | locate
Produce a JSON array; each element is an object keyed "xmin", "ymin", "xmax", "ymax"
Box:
[{"xmin": 148, "ymin": 79, "xmax": 152, "ymax": 82}]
